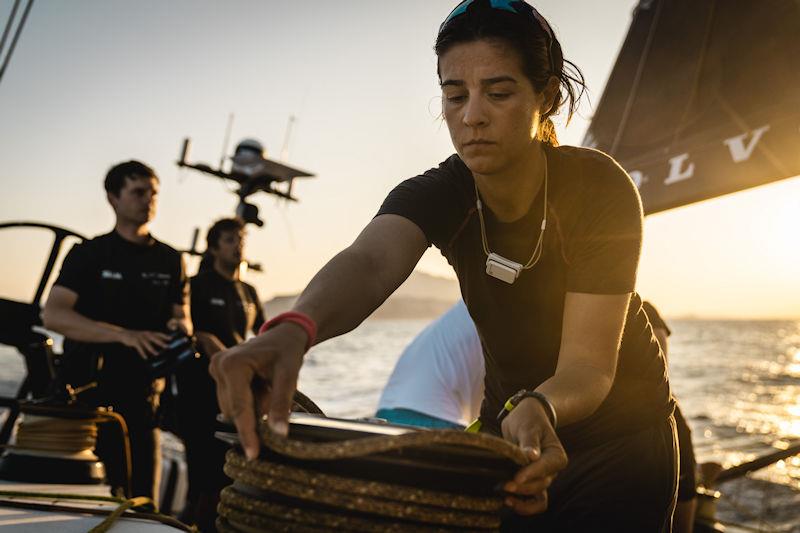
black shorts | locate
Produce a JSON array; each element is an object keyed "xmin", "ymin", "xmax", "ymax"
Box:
[{"xmin": 501, "ymin": 416, "xmax": 678, "ymax": 533}]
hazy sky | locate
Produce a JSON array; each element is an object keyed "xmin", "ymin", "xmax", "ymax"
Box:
[{"xmin": 0, "ymin": 1, "xmax": 797, "ymax": 319}]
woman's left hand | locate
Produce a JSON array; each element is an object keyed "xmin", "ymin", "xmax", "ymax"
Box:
[{"xmin": 501, "ymin": 397, "xmax": 568, "ymax": 515}]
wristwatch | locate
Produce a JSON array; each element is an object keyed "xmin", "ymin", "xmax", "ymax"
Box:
[{"xmin": 496, "ymin": 389, "xmax": 558, "ymax": 429}]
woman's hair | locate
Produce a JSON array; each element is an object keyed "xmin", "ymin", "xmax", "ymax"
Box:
[{"xmin": 435, "ymin": 0, "xmax": 586, "ymax": 146}]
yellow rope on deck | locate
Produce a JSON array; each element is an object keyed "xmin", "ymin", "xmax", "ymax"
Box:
[{"xmin": 88, "ymin": 496, "xmax": 153, "ymax": 533}]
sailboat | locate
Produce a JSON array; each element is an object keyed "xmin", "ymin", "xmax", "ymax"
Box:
[{"xmin": 0, "ymin": 0, "xmax": 798, "ymax": 531}]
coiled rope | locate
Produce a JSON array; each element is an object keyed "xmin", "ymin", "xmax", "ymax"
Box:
[
  {"xmin": 217, "ymin": 422, "xmax": 528, "ymax": 532},
  {"xmin": 12, "ymin": 415, "xmax": 99, "ymax": 454}
]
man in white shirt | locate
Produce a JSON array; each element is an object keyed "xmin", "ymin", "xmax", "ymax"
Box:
[{"xmin": 376, "ymin": 300, "xmax": 484, "ymax": 428}]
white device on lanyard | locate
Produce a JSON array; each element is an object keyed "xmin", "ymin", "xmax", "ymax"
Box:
[
  {"xmin": 485, "ymin": 253, "xmax": 523, "ymax": 284},
  {"xmin": 475, "ymin": 153, "xmax": 548, "ymax": 285}
]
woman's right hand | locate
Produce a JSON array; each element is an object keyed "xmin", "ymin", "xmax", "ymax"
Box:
[{"xmin": 209, "ymin": 322, "xmax": 309, "ymax": 460}]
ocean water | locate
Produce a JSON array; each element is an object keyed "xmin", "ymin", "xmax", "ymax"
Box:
[
  {"xmin": 1, "ymin": 318, "xmax": 799, "ymax": 530},
  {"xmin": 299, "ymin": 318, "xmax": 800, "ymax": 531}
]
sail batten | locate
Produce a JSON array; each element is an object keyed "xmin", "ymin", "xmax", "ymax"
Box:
[{"xmin": 584, "ymin": 0, "xmax": 800, "ymax": 214}]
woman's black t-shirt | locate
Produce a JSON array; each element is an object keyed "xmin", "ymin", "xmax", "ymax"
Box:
[{"xmin": 377, "ymin": 144, "xmax": 673, "ymax": 452}]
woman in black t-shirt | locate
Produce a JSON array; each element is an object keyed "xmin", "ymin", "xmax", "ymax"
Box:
[{"xmin": 211, "ymin": 1, "xmax": 677, "ymax": 530}]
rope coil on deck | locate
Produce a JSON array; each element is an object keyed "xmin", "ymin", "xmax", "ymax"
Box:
[
  {"xmin": 217, "ymin": 423, "xmax": 528, "ymax": 532},
  {"xmin": 12, "ymin": 415, "xmax": 101, "ymax": 455}
]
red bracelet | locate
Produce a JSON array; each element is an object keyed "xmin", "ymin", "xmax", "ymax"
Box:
[{"xmin": 258, "ymin": 311, "xmax": 317, "ymax": 352}]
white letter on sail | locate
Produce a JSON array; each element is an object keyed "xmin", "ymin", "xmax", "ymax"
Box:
[
  {"xmin": 664, "ymin": 153, "xmax": 695, "ymax": 185},
  {"xmin": 629, "ymin": 170, "xmax": 646, "ymax": 189},
  {"xmin": 723, "ymin": 125, "xmax": 770, "ymax": 163}
]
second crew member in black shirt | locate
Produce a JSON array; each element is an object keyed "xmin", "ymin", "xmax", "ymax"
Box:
[
  {"xmin": 176, "ymin": 217, "xmax": 264, "ymax": 532},
  {"xmin": 43, "ymin": 160, "xmax": 191, "ymax": 503},
  {"xmin": 190, "ymin": 218, "xmax": 264, "ymax": 349}
]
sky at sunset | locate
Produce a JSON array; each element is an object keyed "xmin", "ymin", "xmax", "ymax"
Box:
[{"xmin": 0, "ymin": 0, "xmax": 797, "ymax": 319}]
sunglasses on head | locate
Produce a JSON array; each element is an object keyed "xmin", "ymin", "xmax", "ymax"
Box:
[{"xmin": 439, "ymin": 0, "xmax": 557, "ymax": 72}]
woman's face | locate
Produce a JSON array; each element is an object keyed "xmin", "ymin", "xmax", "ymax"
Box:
[{"xmin": 439, "ymin": 39, "xmax": 547, "ymax": 177}]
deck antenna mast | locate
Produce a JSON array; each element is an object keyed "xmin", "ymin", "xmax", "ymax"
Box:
[
  {"xmin": 219, "ymin": 113, "xmax": 235, "ymax": 170},
  {"xmin": 280, "ymin": 115, "xmax": 298, "ymax": 198},
  {"xmin": 279, "ymin": 115, "xmax": 296, "ymax": 162}
]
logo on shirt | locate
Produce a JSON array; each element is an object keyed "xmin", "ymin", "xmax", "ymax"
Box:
[
  {"xmin": 141, "ymin": 272, "xmax": 172, "ymax": 287},
  {"xmin": 101, "ymin": 270, "xmax": 123, "ymax": 280},
  {"xmin": 141, "ymin": 272, "xmax": 171, "ymax": 280},
  {"xmin": 210, "ymin": 298, "xmax": 226, "ymax": 307}
]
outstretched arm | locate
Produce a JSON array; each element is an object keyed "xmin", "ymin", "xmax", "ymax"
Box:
[
  {"xmin": 293, "ymin": 215, "xmax": 428, "ymax": 342},
  {"xmin": 210, "ymin": 214, "xmax": 428, "ymax": 459},
  {"xmin": 534, "ymin": 292, "xmax": 627, "ymax": 425}
]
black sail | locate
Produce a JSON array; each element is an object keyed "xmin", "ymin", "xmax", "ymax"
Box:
[{"xmin": 583, "ymin": 0, "xmax": 800, "ymax": 215}]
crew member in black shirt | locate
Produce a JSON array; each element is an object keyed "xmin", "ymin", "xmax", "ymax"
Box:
[
  {"xmin": 176, "ymin": 217, "xmax": 264, "ymax": 532},
  {"xmin": 212, "ymin": 2, "xmax": 677, "ymax": 531},
  {"xmin": 43, "ymin": 160, "xmax": 190, "ymax": 503}
]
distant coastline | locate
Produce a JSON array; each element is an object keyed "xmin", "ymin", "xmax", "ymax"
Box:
[
  {"xmin": 262, "ymin": 271, "xmax": 800, "ymax": 322},
  {"xmin": 264, "ymin": 270, "xmax": 460, "ymax": 320}
]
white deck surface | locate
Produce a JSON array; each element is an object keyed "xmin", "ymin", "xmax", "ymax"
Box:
[{"xmin": 0, "ymin": 481, "xmax": 184, "ymax": 531}]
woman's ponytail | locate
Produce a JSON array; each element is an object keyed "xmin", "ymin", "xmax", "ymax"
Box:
[{"xmin": 538, "ymin": 117, "xmax": 559, "ymax": 146}]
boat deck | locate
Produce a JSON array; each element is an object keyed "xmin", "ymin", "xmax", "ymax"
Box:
[{"xmin": 0, "ymin": 481, "xmax": 185, "ymax": 532}]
